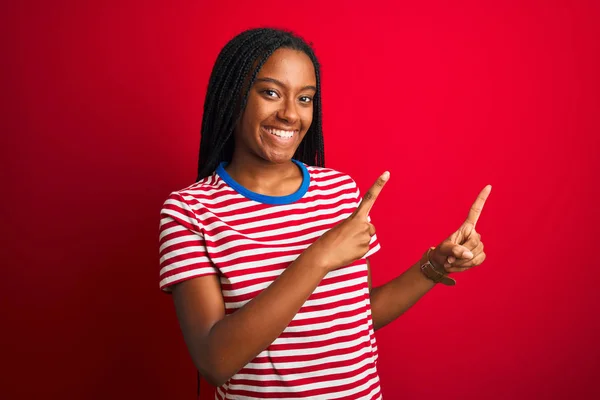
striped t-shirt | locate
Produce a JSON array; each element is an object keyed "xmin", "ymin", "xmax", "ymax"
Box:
[{"xmin": 159, "ymin": 160, "xmax": 382, "ymax": 399}]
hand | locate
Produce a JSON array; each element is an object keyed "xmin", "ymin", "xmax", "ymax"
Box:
[
  {"xmin": 430, "ymin": 185, "xmax": 492, "ymax": 273},
  {"xmin": 311, "ymin": 171, "xmax": 390, "ymax": 272}
]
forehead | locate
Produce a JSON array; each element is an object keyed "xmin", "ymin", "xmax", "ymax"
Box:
[{"xmin": 257, "ymin": 48, "xmax": 316, "ymax": 86}]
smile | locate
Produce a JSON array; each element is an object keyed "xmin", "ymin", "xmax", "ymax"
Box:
[{"xmin": 263, "ymin": 126, "xmax": 297, "ymax": 140}]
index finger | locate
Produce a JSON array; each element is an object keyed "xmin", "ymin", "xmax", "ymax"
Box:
[
  {"xmin": 465, "ymin": 184, "xmax": 492, "ymax": 227},
  {"xmin": 355, "ymin": 171, "xmax": 390, "ymax": 219}
]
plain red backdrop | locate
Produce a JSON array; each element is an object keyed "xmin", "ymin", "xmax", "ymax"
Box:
[{"xmin": 2, "ymin": 0, "xmax": 599, "ymax": 399}]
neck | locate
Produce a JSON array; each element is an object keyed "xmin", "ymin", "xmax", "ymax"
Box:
[{"xmin": 225, "ymin": 153, "xmax": 301, "ymax": 196}]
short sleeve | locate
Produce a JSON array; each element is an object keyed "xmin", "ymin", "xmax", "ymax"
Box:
[
  {"xmin": 158, "ymin": 192, "xmax": 218, "ymax": 292},
  {"xmin": 352, "ymin": 179, "xmax": 382, "ymax": 259}
]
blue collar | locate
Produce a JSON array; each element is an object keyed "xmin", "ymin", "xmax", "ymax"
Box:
[{"xmin": 216, "ymin": 159, "xmax": 310, "ymax": 205}]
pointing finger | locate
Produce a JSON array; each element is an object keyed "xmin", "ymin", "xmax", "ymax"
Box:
[
  {"xmin": 355, "ymin": 171, "xmax": 390, "ymax": 219},
  {"xmin": 465, "ymin": 185, "xmax": 492, "ymax": 228}
]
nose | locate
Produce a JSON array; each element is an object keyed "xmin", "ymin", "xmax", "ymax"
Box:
[{"xmin": 276, "ymin": 97, "xmax": 299, "ymax": 124}]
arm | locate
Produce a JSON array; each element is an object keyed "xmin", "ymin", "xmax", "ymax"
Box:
[
  {"xmin": 367, "ymin": 185, "xmax": 492, "ymax": 330},
  {"xmin": 172, "ymin": 245, "xmax": 328, "ymax": 387},
  {"xmin": 367, "ymin": 255, "xmax": 436, "ymax": 331}
]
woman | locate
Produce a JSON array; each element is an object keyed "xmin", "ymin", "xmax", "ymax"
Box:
[{"xmin": 158, "ymin": 28, "xmax": 490, "ymax": 399}]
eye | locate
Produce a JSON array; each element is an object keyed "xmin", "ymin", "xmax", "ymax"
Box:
[
  {"xmin": 299, "ymin": 96, "xmax": 313, "ymax": 104},
  {"xmin": 262, "ymin": 89, "xmax": 279, "ymax": 98}
]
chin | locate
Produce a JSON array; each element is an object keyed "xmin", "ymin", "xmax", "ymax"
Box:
[{"xmin": 260, "ymin": 149, "xmax": 297, "ymax": 164}]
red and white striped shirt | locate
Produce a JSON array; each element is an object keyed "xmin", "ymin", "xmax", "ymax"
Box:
[{"xmin": 159, "ymin": 160, "xmax": 382, "ymax": 399}]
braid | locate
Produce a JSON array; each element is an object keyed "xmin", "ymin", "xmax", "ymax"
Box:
[{"xmin": 196, "ymin": 28, "xmax": 326, "ymax": 181}]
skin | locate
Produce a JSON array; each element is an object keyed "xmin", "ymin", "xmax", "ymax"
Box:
[
  {"xmin": 171, "ymin": 47, "xmax": 492, "ymax": 386},
  {"xmin": 367, "ymin": 183, "xmax": 492, "ymax": 330},
  {"xmin": 225, "ymin": 48, "xmax": 317, "ymax": 197}
]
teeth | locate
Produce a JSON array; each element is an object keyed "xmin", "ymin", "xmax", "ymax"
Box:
[{"xmin": 267, "ymin": 128, "xmax": 294, "ymax": 139}]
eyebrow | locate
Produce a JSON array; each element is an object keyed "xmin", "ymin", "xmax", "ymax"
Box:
[{"xmin": 255, "ymin": 77, "xmax": 317, "ymax": 92}]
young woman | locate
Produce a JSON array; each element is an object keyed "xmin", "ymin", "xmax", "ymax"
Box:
[{"xmin": 158, "ymin": 28, "xmax": 491, "ymax": 399}]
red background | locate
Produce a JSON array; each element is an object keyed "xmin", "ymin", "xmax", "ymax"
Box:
[{"xmin": 3, "ymin": 1, "xmax": 599, "ymax": 399}]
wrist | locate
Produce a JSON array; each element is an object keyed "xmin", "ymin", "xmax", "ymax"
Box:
[
  {"xmin": 419, "ymin": 247, "xmax": 456, "ymax": 286},
  {"xmin": 428, "ymin": 246, "xmax": 447, "ymax": 273},
  {"xmin": 302, "ymin": 242, "xmax": 332, "ymax": 275}
]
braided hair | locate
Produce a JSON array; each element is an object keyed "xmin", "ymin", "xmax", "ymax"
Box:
[{"xmin": 196, "ymin": 28, "xmax": 325, "ymax": 181}]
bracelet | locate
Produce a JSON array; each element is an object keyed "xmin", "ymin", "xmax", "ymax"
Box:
[
  {"xmin": 426, "ymin": 247, "xmax": 446, "ymax": 273},
  {"xmin": 420, "ymin": 247, "xmax": 456, "ymax": 286}
]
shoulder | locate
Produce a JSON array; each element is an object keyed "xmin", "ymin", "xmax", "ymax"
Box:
[
  {"xmin": 305, "ymin": 164, "xmax": 360, "ymax": 197},
  {"xmin": 306, "ymin": 165, "xmax": 356, "ymax": 186},
  {"xmin": 164, "ymin": 172, "xmax": 231, "ymax": 205},
  {"xmin": 305, "ymin": 165, "xmax": 358, "ymax": 185},
  {"xmin": 160, "ymin": 173, "xmax": 230, "ymax": 227}
]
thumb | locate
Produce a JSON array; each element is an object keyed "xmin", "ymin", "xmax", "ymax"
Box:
[{"xmin": 438, "ymin": 241, "xmax": 474, "ymax": 260}]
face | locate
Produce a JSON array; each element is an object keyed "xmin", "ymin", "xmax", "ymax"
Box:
[{"xmin": 233, "ymin": 48, "xmax": 317, "ymax": 165}]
